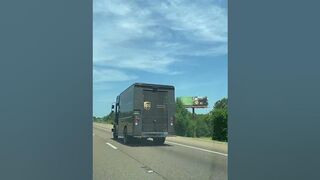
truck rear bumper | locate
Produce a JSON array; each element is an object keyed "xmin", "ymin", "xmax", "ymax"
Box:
[{"xmin": 134, "ymin": 132, "xmax": 168, "ymax": 138}]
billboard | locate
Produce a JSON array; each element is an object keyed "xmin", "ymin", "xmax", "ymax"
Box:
[{"xmin": 178, "ymin": 96, "xmax": 208, "ymax": 108}]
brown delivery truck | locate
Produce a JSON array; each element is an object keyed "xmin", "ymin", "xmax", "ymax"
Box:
[{"xmin": 111, "ymin": 83, "xmax": 175, "ymax": 145}]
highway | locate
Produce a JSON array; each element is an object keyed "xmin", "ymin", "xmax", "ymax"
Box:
[{"xmin": 93, "ymin": 123, "xmax": 228, "ymax": 180}]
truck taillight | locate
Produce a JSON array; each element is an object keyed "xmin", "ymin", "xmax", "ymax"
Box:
[
  {"xmin": 134, "ymin": 116, "xmax": 140, "ymax": 126},
  {"xmin": 170, "ymin": 116, "xmax": 175, "ymax": 126}
]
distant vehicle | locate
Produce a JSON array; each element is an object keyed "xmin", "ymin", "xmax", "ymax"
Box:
[{"xmin": 111, "ymin": 83, "xmax": 175, "ymax": 145}]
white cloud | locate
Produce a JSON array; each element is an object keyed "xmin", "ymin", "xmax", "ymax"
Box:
[
  {"xmin": 94, "ymin": 53, "xmax": 181, "ymax": 74},
  {"xmin": 93, "ymin": 0, "xmax": 227, "ymax": 75},
  {"xmin": 94, "ymin": 0, "xmax": 132, "ymax": 16},
  {"xmin": 159, "ymin": 0, "xmax": 227, "ymax": 43},
  {"xmin": 93, "ymin": 68, "xmax": 137, "ymax": 83}
]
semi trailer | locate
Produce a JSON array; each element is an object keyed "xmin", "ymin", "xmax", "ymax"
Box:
[{"xmin": 111, "ymin": 83, "xmax": 175, "ymax": 145}]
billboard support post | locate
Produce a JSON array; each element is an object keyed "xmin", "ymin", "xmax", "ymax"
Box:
[
  {"xmin": 192, "ymin": 107, "xmax": 195, "ymax": 120},
  {"xmin": 192, "ymin": 107, "xmax": 196, "ymax": 137}
]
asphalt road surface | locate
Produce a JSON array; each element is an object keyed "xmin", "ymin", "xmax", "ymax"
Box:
[{"xmin": 93, "ymin": 124, "xmax": 228, "ymax": 180}]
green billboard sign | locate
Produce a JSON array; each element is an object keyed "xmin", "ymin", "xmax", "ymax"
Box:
[{"xmin": 178, "ymin": 96, "xmax": 208, "ymax": 108}]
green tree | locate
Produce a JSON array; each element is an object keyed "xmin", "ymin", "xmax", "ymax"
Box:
[
  {"xmin": 173, "ymin": 97, "xmax": 228, "ymax": 140},
  {"xmin": 93, "ymin": 112, "xmax": 115, "ymax": 124},
  {"xmin": 174, "ymin": 98, "xmax": 193, "ymax": 136},
  {"xmin": 210, "ymin": 98, "xmax": 228, "ymax": 141},
  {"xmin": 195, "ymin": 114, "xmax": 211, "ymax": 137},
  {"xmin": 102, "ymin": 111, "xmax": 115, "ymax": 124},
  {"xmin": 214, "ymin": 98, "xmax": 228, "ymax": 109}
]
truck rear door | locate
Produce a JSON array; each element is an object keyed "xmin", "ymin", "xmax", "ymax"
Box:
[{"xmin": 142, "ymin": 90, "xmax": 168, "ymax": 132}]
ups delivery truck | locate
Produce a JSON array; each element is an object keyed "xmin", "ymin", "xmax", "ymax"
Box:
[{"xmin": 111, "ymin": 83, "xmax": 175, "ymax": 145}]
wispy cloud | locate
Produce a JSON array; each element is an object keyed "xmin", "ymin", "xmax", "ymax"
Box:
[
  {"xmin": 159, "ymin": 0, "xmax": 227, "ymax": 43},
  {"xmin": 94, "ymin": 54, "xmax": 181, "ymax": 74},
  {"xmin": 93, "ymin": 0, "xmax": 227, "ymax": 76},
  {"xmin": 93, "ymin": 68, "xmax": 137, "ymax": 83}
]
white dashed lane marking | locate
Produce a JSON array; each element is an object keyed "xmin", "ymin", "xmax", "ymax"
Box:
[{"xmin": 106, "ymin": 142, "xmax": 118, "ymax": 150}]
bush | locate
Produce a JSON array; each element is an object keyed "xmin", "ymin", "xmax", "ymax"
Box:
[
  {"xmin": 93, "ymin": 111, "xmax": 114, "ymax": 124},
  {"xmin": 195, "ymin": 116, "xmax": 211, "ymax": 137},
  {"xmin": 210, "ymin": 98, "xmax": 228, "ymax": 141},
  {"xmin": 174, "ymin": 99, "xmax": 193, "ymax": 136},
  {"xmin": 175, "ymin": 99, "xmax": 214, "ymax": 138}
]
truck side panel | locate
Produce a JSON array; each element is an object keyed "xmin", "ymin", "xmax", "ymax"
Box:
[{"xmin": 118, "ymin": 85, "xmax": 134, "ymax": 136}]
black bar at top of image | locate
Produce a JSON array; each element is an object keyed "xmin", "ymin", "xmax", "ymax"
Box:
[
  {"xmin": 229, "ymin": 0, "xmax": 320, "ymax": 180},
  {"xmin": 0, "ymin": 0, "xmax": 92, "ymax": 180}
]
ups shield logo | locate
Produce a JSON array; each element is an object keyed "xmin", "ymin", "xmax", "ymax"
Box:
[{"xmin": 144, "ymin": 101, "xmax": 151, "ymax": 110}]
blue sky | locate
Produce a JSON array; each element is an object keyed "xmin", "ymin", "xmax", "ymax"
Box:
[{"xmin": 93, "ymin": 0, "xmax": 228, "ymax": 117}]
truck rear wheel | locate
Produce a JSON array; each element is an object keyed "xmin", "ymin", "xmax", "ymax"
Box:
[
  {"xmin": 123, "ymin": 127, "xmax": 129, "ymax": 144},
  {"xmin": 112, "ymin": 126, "xmax": 118, "ymax": 139},
  {"xmin": 153, "ymin": 137, "xmax": 166, "ymax": 145},
  {"xmin": 140, "ymin": 138, "xmax": 148, "ymax": 144},
  {"xmin": 113, "ymin": 132, "xmax": 118, "ymax": 139}
]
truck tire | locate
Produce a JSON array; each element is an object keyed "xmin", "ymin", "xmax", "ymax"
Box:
[
  {"xmin": 153, "ymin": 137, "xmax": 166, "ymax": 145},
  {"xmin": 140, "ymin": 138, "xmax": 148, "ymax": 144},
  {"xmin": 112, "ymin": 126, "xmax": 118, "ymax": 139},
  {"xmin": 123, "ymin": 127, "xmax": 129, "ymax": 144},
  {"xmin": 113, "ymin": 132, "xmax": 118, "ymax": 140}
]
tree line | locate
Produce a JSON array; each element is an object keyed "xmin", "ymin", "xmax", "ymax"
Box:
[
  {"xmin": 174, "ymin": 97, "xmax": 227, "ymax": 141},
  {"xmin": 93, "ymin": 97, "xmax": 228, "ymax": 142},
  {"xmin": 93, "ymin": 113, "xmax": 114, "ymax": 124}
]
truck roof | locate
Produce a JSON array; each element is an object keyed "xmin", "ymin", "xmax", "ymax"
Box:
[
  {"xmin": 133, "ymin": 82, "xmax": 175, "ymax": 89},
  {"xmin": 118, "ymin": 83, "xmax": 175, "ymax": 97}
]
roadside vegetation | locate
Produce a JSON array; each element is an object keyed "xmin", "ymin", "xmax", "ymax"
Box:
[
  {"xmin": 93, "ymin": 97, "xmax": 228, "ymax": 142},
  {"xmin": 174, "ymin": 97, "xmax": 228, "ymax": 141},
  {"xmin": 93, "ymin": 113, "xmax": 114, "ymax": 124}
]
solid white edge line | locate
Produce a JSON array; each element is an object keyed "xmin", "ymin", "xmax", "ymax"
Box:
[
  {"xmin": 166, "ymin": 141, "xmax": 228, "ymax": 157},
  {"xmin": 106, "ymin": 142, "xmax": 118, "ymax": 150}
]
